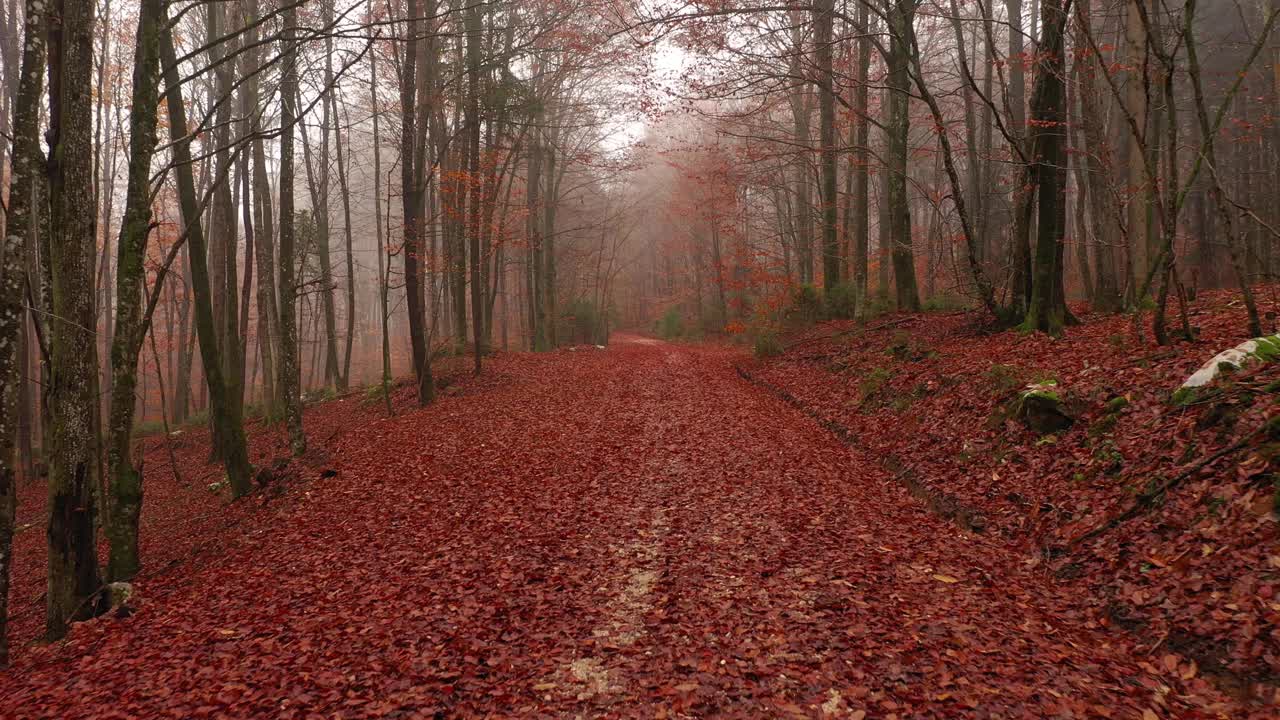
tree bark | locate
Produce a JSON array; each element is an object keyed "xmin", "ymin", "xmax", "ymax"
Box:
[
  {"xmin": 45, "ymin": 0, "xmax": 105, "ymax": 640},
  {"xmin": 1023, "ymin": 0, "xmax": 1072, "ymax": 333},
  {"xmin": 0, "ymin": 0, "xmax": 49, "ymax": 665},
  {"xmin": 852, "ymin": 0, "xmax": 871, "ymax": 316},
  {"xmin": 789, "ymin": 19, "xmax": 815, "ymax": 285},
  {"xmin": 369, "ymin": 1, "xmax": 392, "ymax": 412},
  {"xmin": 159, "ymin": 23, "xmax": 256, "ymax": 490},
  {"xmin": 466, "ymin": 0, "xmax": 484, "ymax": 371},
  {"xmin": 332, "ymin": 93, "xmax": 356, "ymax": 390},
  {"xmin": 887, "ymin": 0, "xmax": 921, "ymax": 311},
  {"xmin": 815, "ymin": 0, "xmax": 840, "ymax": 289},
  {"xmin": 316, "ymin": 0, "xmax": 340, "ymax": 389},
  {"xmin": 104, "ymin": 0, "xmax": 163, "ymax": 583},
  {"xmin": 400, "ymin": 0, "xmax": 435, "ymax": 403},
  {"xmin": 276, "ymin": 2, "xmax": 307, "ymax": 450},
  {"xmin": 247, "ymin": 0, "xmax": 277, "ymax": 414}
]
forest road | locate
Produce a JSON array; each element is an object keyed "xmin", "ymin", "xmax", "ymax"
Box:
[{"xmin": 5, "ymin": 338, "xmax": 1222, "ymax": 718}]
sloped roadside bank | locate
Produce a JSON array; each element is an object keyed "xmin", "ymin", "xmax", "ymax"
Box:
[
  {"xmin": 735, "ymin": 364, "xmax": 988, "ymax": 533},
  {"xmin": 1, "ymin": 354, "xmax": 498, "ymax": 665},
  {"xmin": 738, "ymin": 289, "xmax": 1280, "ymax": 706}
]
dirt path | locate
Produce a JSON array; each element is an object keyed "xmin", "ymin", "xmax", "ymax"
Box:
[{"xmin": 3, "ymin": 339, "xmax": 1230, "ymax": 717}]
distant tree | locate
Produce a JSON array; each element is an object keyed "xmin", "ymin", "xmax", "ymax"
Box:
[{"xmin": 159, "ymin": 23, "xmax": 255, "ymax": 493}]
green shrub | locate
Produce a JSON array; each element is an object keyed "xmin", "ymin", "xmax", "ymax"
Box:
[
  {"xmin": 825, "ymin": 282, "xmax": 857, "ymax": 319},
  {"xmin": 562, "ymin": 297, "xmax": 610, "ymax": 345},
  {"xmin": 302, "ymin": 386, "xmax": 338, "ymax": 405},
  {"xmin": 363, "ymin": 379, "xmax": 393, "ymax": 405},
  {"xmin": 752, "ymin": 329, "xmax": 784, "ymax": 358},
  {"xmin": 656, "ymin": 308, "xmax": 685, "ymax": 339},
  {"xmin": 922, "ymin": 294, "xmax": 969, "ymax": 312},
  {"xmin": 887, "ymin": 329, "xmax": 937, "ymax": 361},
  {"xmin": 861, "ymin": 293, "xmax": 893, "ymax": 320},
  {"xmin": 858, "ymin": 366, "xmax": 894, "ymax": 404},
  {"xmin": 788, "ymin": 284, "xmax": 823, "ymax": 324}
]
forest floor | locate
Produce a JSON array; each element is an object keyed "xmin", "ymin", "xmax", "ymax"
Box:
[{"xmin": 2, "ymin": 297, "xmax": 1276, "ymax": 718}]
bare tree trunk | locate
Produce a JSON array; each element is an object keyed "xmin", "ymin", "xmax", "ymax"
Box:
[
  {"xmin": 904, "ymin": 8, "xmax": 999, "ymax": 316},
  {"xmin": 466, "ymin": 0, "xmax": 483, "ymax": 371},
  {"xmin": 104, "ymin": 0, "xmax": 163, "ymax": 583},
  {"xmin": 543, "ymin": 138, "xmax": 559, "ymax": 347},
  {"xmin": 45, "ymin": 0, "xmax": 105, "ymax": 640},
  {"xmin": 400, "ymin": 0, "xmax": 434, "ymax": 403},
  {"xmin": 276, "ymin": 3, "xmax": 306, "ymax": 451},
  {"xmin": 1068, "ymin": 88, "xmax": 1095, "ymax": 303},
  {"xmin": 369, "ymin": 1, "xmax": 392, "ymax": 412},
  {"xmin": 247, "ymin": 0, "xmax": 277, "ymax": 415},
  {"xmin": 948, "ymin": 0, "xmax": 983, "ymax": 274},
  {"xmin": 887, "ymin": 0, "xmax": 921, "ymax": 311},
  {"xmin": 333, "ymin": 93, "xmax": 356, "ymax": 390},
  {"xmin": 315, "ymin": 0, "xmax": 340, "ymax": 389},
  {"xmin": 1124, "ymin": 0, "xmax": 1149, "ymax": 300},
  {"xmin": 878, "ymin": 86, "xmax": 892, "ymax": 298},
  {"xmin": 159, "ymin": 22, "xmax": 256, "ymax": 490},
  {"xmin": 1023, "ymin": 0, "xmax": 1071, "ymax": 333},
  {"xmin": 852, "ymin": 0, "xmax": 871, "ymax": 316},
  {"xmin": 815, "ymin": 0, "xmax": 840, "ymax": 289},
  {"xmin": 174, "ymin": 269, "xmax": 192, "ymax": 422},
  {"xmin": 93, "ymin": 0, "xmax": 115, "ymax": 449},
  {"xmin": 206, "ymin": 0, "xmax": 246, "ymax": 435},
  {"xmin": 1184, "ymin": 0, "xmax": 1266, "ymax": 336},
  {"xmin": 0, "ymin": 0, "xmax": 49, "ymax": 665},
  {"xmin": 528, "ymin": 108, "xmax": 547, "ymax": 350},
  {"xmin": 1008, "ymin": 0, "xmax": 1033, "ymax": 309},
  {"xmin": 789, "ymin": 19, "xmax": 815, "ymax": 285}
]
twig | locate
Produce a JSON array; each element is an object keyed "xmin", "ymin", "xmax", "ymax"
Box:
[{"xmin": 1069, "ymin": 420, "xmax": 1269, "ymax": 547}]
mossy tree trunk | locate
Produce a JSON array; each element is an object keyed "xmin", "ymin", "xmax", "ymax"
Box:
[
  {"xmin": 1023, "ymin": 0, "xmax": 1071, "ymax": 334},
  {"xmin": 247, "ymin": 0, "xmax": 278, "ymax": 416},
  {"xmin": 466, "ymin": 0, "xmax": 484, "ymax": 371},
  {"xmin": 851, "ymin": 0, "xmax": 871, "ymax": 317},
  {"xmin": 815, "ymin": 0, "xmax": 840, "ymax": 290},
  {"xmin": 158, "ymin": 25, "xmax": 255, "ymax": 492},
  {"xmin": 528, "ymin": 105, "xmax": 548, "ymax": 351},
  {"xmin": 0, "ymin": 0, "xmax": 50, "ymax": 665},
  {"xmin": 399, "ymin": 0, "xmax": 435, "ymax": 404},
  {"xmin": 45, "ymin": 0, "xmax": 105, "ymax": 640},
  {"xmin": 543, "ymin": 137, "xmax": 560, "ymax": 349},
  {"xmin": 277, "ymin": 2, "xmax": 307, "ymax": 451},
  {"xmin": 315, "ymin": 0, "xmax": 341, "ymax": 390},
  {"xmin": 886, "ymin": 0, "xmax": 921, "ymax": 311},
  {"xmin": 206, "ymin": 0, "xmax": 246, "ymax": 438},
  {"xmin": 104, "ymin": 0, "xmax": 163, "ymax": 583},
  {"xmin": 788, "ymin": 19, "xmax": 814, "ymax": 286}
]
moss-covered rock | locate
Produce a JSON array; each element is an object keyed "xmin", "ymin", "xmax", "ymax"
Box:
[
  {"xmin": 1175, "ymin": 334, "xmax": 1280, "ymax": 405},
  {"xmin": 1016, "ymin": 381, "xmax": 1074, "ymax": 434},
  {"xmin": 1104, "ymin": 396, "xmax": 1130, "ymax": 414}
]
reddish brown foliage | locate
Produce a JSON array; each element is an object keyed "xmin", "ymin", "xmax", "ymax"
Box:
[
  {"xmin": 743, "ymin": 289, "xmax": 1280, "ymax": 708},
  {"xmin": 0, "ymin": 328, "xmax": 1267, "ymax": 716}
]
